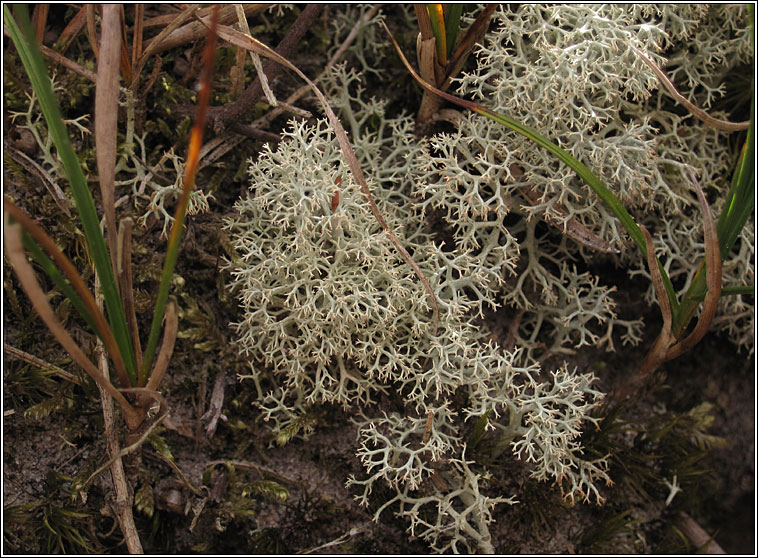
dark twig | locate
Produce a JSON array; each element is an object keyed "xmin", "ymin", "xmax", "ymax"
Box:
[{"xmin": 172, "ymin": 4, "xmax": 323, "ymax": 133}]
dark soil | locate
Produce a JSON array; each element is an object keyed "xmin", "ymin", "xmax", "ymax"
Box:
[{"xmin": 3, "ymin": 4, "xmax": 755, "ymax": 555}]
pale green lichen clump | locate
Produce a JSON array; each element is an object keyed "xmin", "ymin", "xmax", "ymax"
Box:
[
  {"xmin": 225, "ymin": 66, "xmax": 611, "ymax": 553},
  {"xmin": 225, "ymin": 4, "xmax": 752, "ymax": 552},
  {"xmin": 414, "ymin": 4, "xmax": 752, "ymax": 356}
]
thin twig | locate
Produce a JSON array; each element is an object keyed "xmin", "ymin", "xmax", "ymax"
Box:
[
  {"xmin": 205, "ymin": 459, "xmax": 299, "ymax": 487},
  {"xmin": 38, "ymin": 43, "xmax": 98, "ymax": 82},
  {"xmin": 85, "ymin": 5, "xmax": 99, "ymax": 60},
  {"xmin": 3, "ymin": 343, "xmax": 80, "ymax": 384},
  {"xmin": 83, "ymin": 400, "xmax": 168, "ymax": 493},
  {"xmin": 250, "ymin": 5, "xmax": 380, "ymax": 130},
  {"xmin": 674, "ymin": 511, "xmax": 726, "ymax": 554},
  {"xmin": 188, "ymin": 4, "xmax": 323, "ymax": 133},
  {"xmin": 93, "ymin": 271, "xmax": 143, "ymax": 554},
  {"xmin": 234, "ymin": 4, "xmax": 276, "ymax": 106},
  {"xmin": 97, "ymin": 372, "xmax": 144, "ymax": 554},
  {"xmin": 53, "ymin": 5, "xmax": 87, "ymax": 54},
  {"xmin": 297, "ymin": 527, "xmax": 366, "ymax": 554},
  {"xmin": 6, "ymin": 147, "xmax": 72, "ymax": 218},
  {"xmin": 140, "ymin": 5, "xmax": 269, "ymax": 57},
  {"xmin": 150, "ymin": 450, "xmax": 205, "ymax": 497},
  {"xmin": 629, "ymin": 43, "xmax": 750, "ymax": 132}
]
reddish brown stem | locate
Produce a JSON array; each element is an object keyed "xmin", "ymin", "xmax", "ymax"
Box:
[{"xmin": 172, "ymin": 4, "xmax": 323, "ymax": 133}]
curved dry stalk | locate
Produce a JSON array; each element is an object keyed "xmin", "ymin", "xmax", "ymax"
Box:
[
  {"xmin": 250, "ymin": 4, "xmax": 380, "ymax": 131},
  {"xmin": 4, "ymin": 199, "xmax": 132, "ymax": 388},
  {"xmin": 618, "ymin": 175, "xmax": 722, "ymax": 400},
  {"xmin": 665, "ymin": 175, "xmax": 722, "ymax": 359},
  {"xmin": 95, "ymin": 4, "xmax": 123, "ymax": 278},
  {"xmin": 4, "ymin": 214, "xmax": 139, "ymax": 423},
  {"xmin": 629, "ymin": 43, "xmax": 750, "ymax": 132},
  {"xmin": 145, "ymin": 299, "xmax": 178, "ymax": 392},
  {"xmin": 632, "ymin": 225, "xmax": 675, "ymax": 384},
  {"xmin": 208, "ymin": 19, "xmax": 440, "ymax": 333},
  {"xmin": 234, "ymin": 4, "xmax": 276, "ymax": 106}
]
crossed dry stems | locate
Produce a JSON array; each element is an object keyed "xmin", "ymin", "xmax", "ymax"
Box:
[{"xmin": 617, "ymin": 174, "xmax": 722, "ymax": 400}]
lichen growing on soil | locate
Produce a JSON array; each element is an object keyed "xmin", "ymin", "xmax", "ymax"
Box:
[{"xmin": 2, "ymin": 3, "xmax": 754, "ymax": 555}]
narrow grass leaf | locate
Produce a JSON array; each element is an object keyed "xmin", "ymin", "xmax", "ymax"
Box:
[
  {"xmin": 716, "ymin": 102, "xmax": 754, "ymax": 258},
  {"xmin": 5, "ymin": 200, "xmax": 132, "ymax": 388},
  {"xmin": 5, "ymin": 5, "xmax": 137, "ymax": 379},
  {"xmin": 426, "ymin": 4, "xmax": 447, "ymax": 64},
  {"xmin": 139, "ymin": 7, "xmax": 218, "ymax": 382},
  {"xmin": 442, "ymin": 4, "xmax": 463, "ymax": 59},
  {"xmin": 4, "ymin": 215, "xmax": 138, "ymax": 420}
]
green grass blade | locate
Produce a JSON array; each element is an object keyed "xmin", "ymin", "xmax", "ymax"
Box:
[
  {"xmin": 427, "ymin": 4, "xmax": 447, "ymax": 64},
  {"xmin": 443, "ymin": 4, "xmax": 463, "ymax": 59},
  {"xmin": 716, "ymin": 101, "xmax": 754, "ymax": 258},
  {"xmin": 22, "ymin": 233, "xmax": 101, "ymax": 337},
  {"xmin": 469, "ymin": 104, "xmax": 679, "ymax": 310},
  {"xmin": 383, "ymin": 20, "xmax": 680, "ymax": 309},
  {"xmin": 139, "ymin": 7, "xmax": 219, "ymax": 383},
  {"xmin": 675, "ymin": 96, "xmax": 753, "ymax": 334},
  {"xmin": 5, "ymin": 5, "xmax": 137, "ymax": 382}
]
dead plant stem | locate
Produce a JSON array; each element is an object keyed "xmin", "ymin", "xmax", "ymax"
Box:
[
  {"xmin": 96, "ymin": 343, "xmax": 143, "ymax": 554},
  {"xmin": 94, "ymin": 272, "xmax": 143, "ymax": 554}
]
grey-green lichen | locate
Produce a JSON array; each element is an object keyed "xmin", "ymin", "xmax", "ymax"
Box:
[
  {"xmin": 225, "ymin": 65, "xmax": 611, "ymax": 553},
  {"xmin": 225, "ymin": 4, "xmax": 752, "ymax": 552},
  {"xmin": 416, "ymin": 3, "xmax": 753, "ymax": 356}
]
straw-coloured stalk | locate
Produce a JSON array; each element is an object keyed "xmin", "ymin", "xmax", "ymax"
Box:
[{"xmin": 95, "ymin": 4, "xmax": 123, "ymax": 280}]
